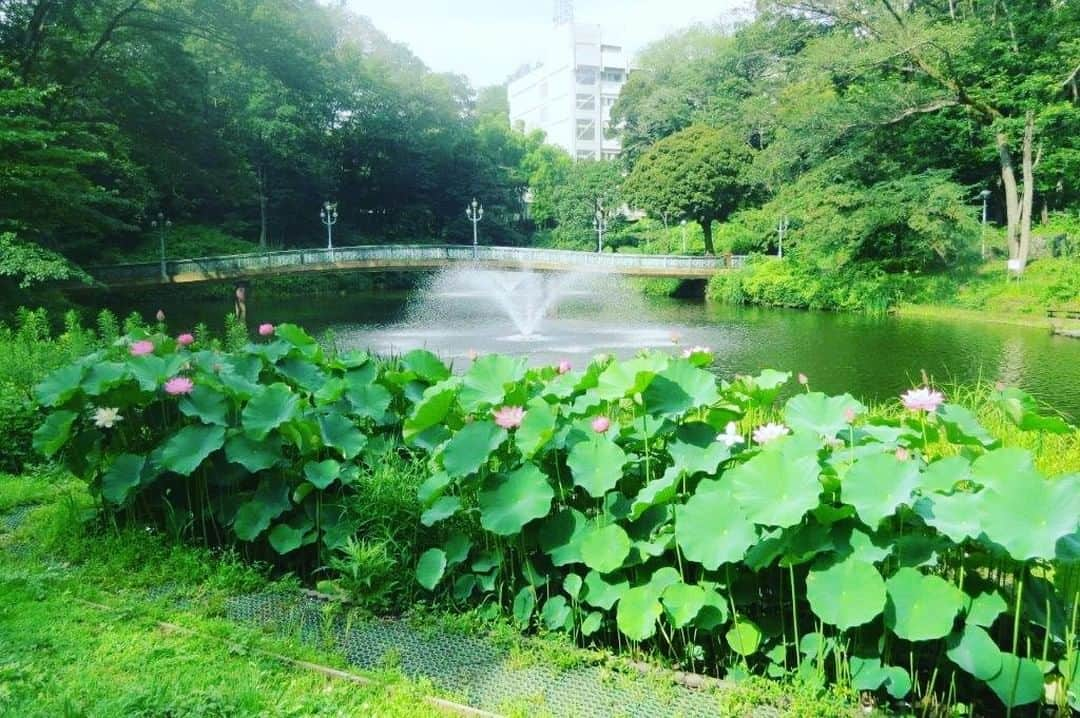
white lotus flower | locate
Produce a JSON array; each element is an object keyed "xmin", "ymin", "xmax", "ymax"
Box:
[{"xmin": 93, "ymin": 407, "xmax": 123, "ymax": 429}]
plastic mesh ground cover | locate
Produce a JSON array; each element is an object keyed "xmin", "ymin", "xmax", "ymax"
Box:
[
  {"xmin": 226, "ymin": 592, "xmax": 725, "ymax": 718},
  {"xmin": 1, "ymin": 504, "xmax": 34, "ymax": 533}
]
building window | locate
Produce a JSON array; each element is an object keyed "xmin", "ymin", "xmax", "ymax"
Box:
[
  {"xmin": 602, "ymin": 151, "xmax": 620, "ymax": 161},
  {"xmin": 575, "ymin": 67, "xmax": 597, "ymax": 85},
  {"xmin": 577, "ymin": 150, "xmax": 597, "ymax": 160},
  {"xmin": 601, "ymin": 95, "xmax": 617, "ymax": 108},
  {"xmin": 576, "ymin": 119, "xmax": 596, "ymax": 141},
  {"xmin": 601, "ymin": 69, "xmax": 625, "ymax": 83},
  {"xmin": 576, "ymin": 93, "xmax": 596, "ymax": 111}
]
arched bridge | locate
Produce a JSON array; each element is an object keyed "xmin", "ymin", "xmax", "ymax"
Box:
[{"xmin": 88, "ymin": 245, "xmax": 746, "ymax": 287}]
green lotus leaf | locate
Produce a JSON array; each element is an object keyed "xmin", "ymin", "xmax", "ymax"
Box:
[
  {"xmin": 539, "ymin": 508, "xmax": 589, "ymax": 566},
  {"xmin": 313, "ymin": 377, "xmax": 347, "ymax": 404},
  {"xmin": 402, "ymin": 349, "xmax": 450, "ymax": 383},
  {"xmin": 946, "ymin": 624, "xmax": 1002, "ymax": 680},
  {"xmin": 303, "ymin": 459, "xmax": 340, "ymax": 490},
  {"xmin": 726, "ymin": 619, "xmax": 762, "ymax": 656},
  {"xmin": 442, "ymin": 420, "xmax": 506, "ymax": 478},
  {"xmin": 885, "ymin": 567, "xmax": 964, "ymax": 641},
  {"xmin": 275, "ymin": 323, "xmax": 319, "ymax": 351},
  {"xmin": 583, "ymin": 570, "xmax": 628, "ymax": 610},
  {"xmin": 563, "ymin": 574, "xmax": 583, "ymax": 601},
  {"xmin": 695, "ymin": 586, "xmax": 730, "ymax": 630},
  {"xmin": 661, "ymin": 582, "xmax": 705, "ymax": 629},
  {"xmin": 159, "ymin": 424, "xmax": 225, "ymax": 476},
  {"xmin": 842, "ymin": 452, "xmax": 921, "ymax": 528},
  {"xmin": 883, "ymin": 666, "xmax": 912, "ymax": 699},
  {"xmin": 542, "ymin": 596, "xmax": 572, "ymax": 631},
  {"xmin": 179, "ymin": 385, "xmax": 229, "ymax": 426},
  {"xmin": 346, "ymin": 383, "xmax": 392, "ymax": 423},
  {"xmin": 513, "ymin": 586, "xmax": 536, "ymax": 626},
  {"xmin": 936, "ymin": 403, "xmax": 997, "ymax": 447},
  {"xmin": 242, "ymin": 383, "xmax": 300, "ymax": 440},
  {"xmin": 596, "ymin": 355, "xmax": 667, "ymax": 400},
  {"xmin": 975, "ymin": 463, "xmax": 1080, "ymax": 561},
  {"xmin": 850, "ymin": 656, "xmax": 887, "ymax": 691},
  {"xmin": 805, "ymin": 556, "xmax": 886, "ymax": 630},
  {"xmin": 642, "ymin": 360, "xmax": 719, "ymax": 416},
  {"xmin": 630, "ymin": 468, "xmax": 681, "ymax": 520},
  {"xmin": 35, "ymin": 363, "xmax": 87, "ymax": 406},
  {"xmin": 515, "ymin": 397, "xmax": 556, "ymax": 458},
  {"xmin": 471, "ymin": 550, "xmax": 501, "ymax": 573},
  {"xmin": 675, "ymin": 482, "xmax": 757, "ymax": 569},
  {"xmin": 784, "ymin": 392, "xmax": 864, "ymax": 438},
  {"xmin": 840, "ymin": 528, "xmax": 893, "ymax": 564},
  {"xmin": 443, "ymin": 533, "xmax": 471, "ymax": 567},
  {"xmin": 453, "ymin": 575, "xmax": 476, "ymax": 601},
  {"xmin": 318, "ymin": 413, "xmax": 367, "ymax": 459},
  {"xmin": 994, "ymin": 387, "xmax": 1072, "ymax": 434},
  {"xmin": 568, "ymin": 436, "xmax": 627, "ymax": 498},
  {"xmin": 32, "ymin": 410, "xmax": 78, "ymax": 457},
  {"xmin": 81, "ymin": 362, "xmax": 129, "ymax": 396},
  {"xmin": 130, "ymin": 355, "xmax": 183, "ymax": 392},
  {"xmin": 277, "ymin": 358, "xmax": 327, "ymax": 393},
  {"xmin": 580, "ymin": 523, "xmax": 632, "ymax": 574},
  {"xmin": 459, "ymin": 354, "xmax": 526, "ymax": 411},
  {"xmin": 581, "ymin": 611, "xmax": 604, "ymax": 636},
  {"xmin": 403, "ymin": 378, "xmax": 460, "ymax": 443},
  {"xmin": 913, "ymin": 493, "xmax": 981, "ymax": 544},
  {"xmin": 417, "ymin": 472, "xmax": 452, "ymax": 506},
  {"xmin": 416, "ymin": 548, "xmax": 447, "ymax": 590},
  {"xmin": 668, "ymin": 422, "xmax": 731, "ymax": 477},
  {"xmin": 965, "ymin": 590, "xmax": 1007, "ymax": 627},
  {"xmin": 986, "ymin": 653, "xmax": 1045, "ymax": 708},
  {"xmin": 102, "ymin": 454, "xmax": 150, "ymax": 504},
  {"xmin": 971, "ymin": 447, "xmax": 1039, "ymax": 486},
  {"xmin": 233, "ymin": 477, "xmax": 290, "ymax": 541},
  {"xmin": 919, "ymin": 456, "xmax": 971, "ymax": 494},
  {"xmin": 616, "ymin": 584, "xmax": 663, "ymax": 641},
  {"xmin": 730, "ymin": 447, "xmax": 821, "ymax": 528},
  {"xmin": 268, "ymin": 519, "xmax": 313, "ymax": 555},
  {"xmin": 478, "ymin": 463, "xmax": 554, "ymax": 536},
  {"xmin": 225, "ymin": 433, "xmax": 283, "ymax": 473},
  {"xmin": 421, "ymin": 496, "xmax": 461, "ymax": 526}
]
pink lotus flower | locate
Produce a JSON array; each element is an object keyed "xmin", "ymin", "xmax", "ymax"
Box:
[
  {"xmin": 155, "ymin": 309, "xmax": 165, "ymax": 322},
  {"xmin": 130, "ymin": 340, "xmax": 154, "ymax": 357},
  {"xmin": 798, "ymin": 373, "xmax": 809, "ymax": 386},
  {"xmin": 492, "ymin": 405, "xmax": 525, "ymax": 429},
  {"xmin": 258, "ymin": 323, "xmax": 275, "ymax": 337},
  {"xmin": 557, "ymin": 360, "xmax": 572, "ymax": 375},
  {"xmin": 896, "ymin": 447, "xmax": 911, "ymax": 461},
  {"xmin": 592, "ymin": 416, "xmax": 611, "ymax": 434},
  {"xmin": 467, "ymin": 348, "xmax": 479, "ymax": 361},
  {"xmin": 716, "ymin": 422, "xmax": 744, "ymax": 448},
  {"xmin": 164, "ymin": 376, "xmax": 195, "ymax": 396},
  {"xmin": 177, "ymin": 333, "xmax": 195, "ymax": 347},
  {"xmin": 901, "ymin": 387, "xmax": 945, "ymax": 413},
  {"xmin": 752, "ymin": 422, "xmax": 790, "ymax": 444},
  {"xmin": 843, "ymin": 407, "xmax": 857, "ymax": 424}
]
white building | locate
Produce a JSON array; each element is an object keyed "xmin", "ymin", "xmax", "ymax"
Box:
[{"xmin": 508, "ymin": 14, "xmax": 630, "ymax": 161}]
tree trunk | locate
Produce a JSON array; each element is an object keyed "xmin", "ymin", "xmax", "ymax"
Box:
[
  {"xmin": 256, "ymin": 165, "xmax": 269, "ymax": 250},
  {"xmin": 996, "ymin": 132, "xmax": 1021, "ymax": 261},
  {"xmin": 699, "ymin": 217, "xmax": 715, "ymax": 255},
  {"xmin": 1017, "ymin": 112, "xmax": 1036, "ymax": 271}
]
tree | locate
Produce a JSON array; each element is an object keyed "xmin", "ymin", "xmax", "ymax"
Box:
[
  {"xmin": 550, "ymin": 160, "xmax": 622, "ymax": 250},
  {"xmin": 623, "ymin": 125, "xmax": 755, "ymax": 255}
]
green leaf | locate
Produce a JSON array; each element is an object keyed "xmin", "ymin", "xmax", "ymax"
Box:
[
  {"xmin": 225, "ymin": 433, "xmax": 283, "ymax": 473},
  {"xmin": 242, "ymin": 383, "xmax": 300, "ymax": 440},
  {"xmin": 965, "ymin": 590, "xmax": 1007, "ymax": 628},
  {"xmin": 994, "ymin": 387, "xmax": 1071, "ymax": 434},
  {"xmin": 914, "ymin": 492, "xmax": 981, "ymax": 544},
  {"xmin": 695, "ymin": 587, "xmax": 730, "ymax": 630},
  {"xmin": 459, "ymin": 355, "xmax": 526, "ymax": 411},
  {"xmin": 784, "ymin": 392, "xmax": 864, "ymax": 438},
  {"xmin": 975, "ymin": 459, "xmax": 1080, "ymax": 561},
  {"xmin": 421, "ymin": 496, "xmax": 461, "ymax": 526},
  {"xmin": 726, "ymin": 619, "xmax": 762, "ymax": 656},
  {"xmin": 35, "ymin": 364, "xmax": 87, "ymax": 406},
  {"xmin": 617, "ymin": 584, "xmax": 663, "ymax": 641},
  {"xmin": 583, "ymin": 570, "xmax": 628, "ymax": 610},
  {"xmin": 275, "ymin": 323, "xmax": 319, "ymax": 351},
  {"xmin": 542, "ymin": 596, "xmax": 572, "ymax": 631},
  {"xmin": 444, "ymin": 533, "xmax": 471, "ymax": 567},
  {"xmin": 985, "ymin": 654, "xmax": 1044, "ymax": 708},
  {"xmin": 630, "ymin": 468, "xmax": 681, "ymax": 521},
  {"xmin": 416, "ymin": 548, "xmax": 447, "ymax": 590},
  {"xmin": 937, "ymin": 403, "xmax": 997, "ymax": 447},
  {"xmin": 662, "ymin": 582, "xmax": 706, "ymax": 629},
  {"xmin": 513, "ymin": 587, "xmax": 536, "ymax": 627},
  {"xmin": 642, "ymin": 360, "xmax": 719, "ymax": 416},
  {"xmin": 442, "ymin": 421, "xmax": 506, "ymax": 478},
  {"xmin": 596, "ymin": 355, "xmax": 667, "ymax": 400},
  {"xmin": 179, "ymin": 385, "xmax": 229, "ymax": 426},
  {"xmin": 102, "ymin": 454, "xmax": 149, "ymax": 504},
  {"xmin": 581, "ymin": 611, "xmax": 604, "ymax": 636},
  {"xmin": 842, "ymin": 452, "xmax": 921, "ymax": 528},
  {"xmin": 81, "ymin": 362, "xmax": 128, "ymax": 396},
  {"xmin": 919, "ymin": 456, "xmax": 970, "ymax": 494},
  {"xmin": 730, "ymin": 447, "xmax": 821, "ymax": 528},
  {"xmin": 850, "ymin": 657, "xmax": 887, "ymax": 691},
  {"xmin": 269, "ymin": 521, "xmax": 310, "ymax": 555},
  {"xmin": 540, "ymin": 508, "xmax": 589, "ymax": 566},
  {"xmin": 668, "ymin": 423, "xmax": 731, "ymax": 477},
  {"xmin": 567, "ymin": 436, "xmax": 627, "ymax": 498},
  {"xmin": 580, "ymin": 523, "xmax": 632, "ymax": 573},
  {"xmin": 946, "ymin": 624, "xmax": 1002, "ymax": 680},
  {"xmin": 277, "ymin": 358, "xmax": 327, "ymax": 393},
  {"xmin": 806, "ymin": 556, "xmax": 886, "ymax": 630},
  {"xmin": 403, "ymin": 378, "xmax": 460, "ymax": 443},
  {"xmin": 478, "ymin": 464, "xmax": 554, "ymax": 536},
  {"xmin": 883, "ymin": 666, "xmax": 912, "ymax": 699},
  {"xmin": 417, "ymin": 472, "xmax": 452, "ymax": 507},
  {"xmin": 159, "ymin": 425, "xmax": 225, "ymax": 476},
  {"xmin": 318, "ymin": 413, "xmax": 367, "ymax": 459},
  {"xmin": 885, "ymin": 567, "xmax": 964, "ymax": 641},
  {"xmin": 346, "ymin": 383, "xmax": 392, "ymax": 423},
  {"xmin": 515, "ymin": 398, "xmax": 556, "ymax": 458},
  {"xmin": 563, "ymin": 574, "xmax": 583, "ymax": 601},
  {"xmin": 233, "ymin": 477, "xmax": 290, "ymax": 541},
  {"xmin": 33, "ymin": 410, "xmax": 78, "ymax": 457},
  {"xmin": 675, "ymin": 481, "xmax": 757, "ymax": 569},
  {"xmin": 303, "ymin": 459, "xmax": 340, "ymax": 490},
  {"xmin": 402, "ymin": 349, "xmax": 450, "ymax": 383}
]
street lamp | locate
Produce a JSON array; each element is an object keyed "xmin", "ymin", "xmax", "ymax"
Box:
[
  {"xmin": 979, "ymin": 189, "xmax": 992, "ymax": 259},
  {"xmin": 466, "ymin": 198, "xmax": 484, "ymax": 258},
  {"xmin": 680, "ymin": 219, "xmax": 687, "ymax": 254},
  {"xmin": 321, "ymin": 201, "xmax": 338, "ymax": 254},
  {"xmin": 594, "ymin": 207, "xmax": 607, "ymax": 253},
  {"xmin": 151, "ymin": 212, "xmax": 171, "ymax": 281},
  {"xmin": 777, "ymin": 216, "xmax": 789, "ymax": 259}
]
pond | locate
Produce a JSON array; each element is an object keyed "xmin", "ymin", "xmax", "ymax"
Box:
[{"xmin": 111, "ymin": 269, "xmax": 1080, "ymax": 421}]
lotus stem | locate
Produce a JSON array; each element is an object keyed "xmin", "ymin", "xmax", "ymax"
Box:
[{"xmin": 789, "ymin": 564, "xmax": 801, "ymax": 669}]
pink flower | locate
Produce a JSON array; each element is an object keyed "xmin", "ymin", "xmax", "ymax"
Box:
[
  {"xmin": 258, "ymin": 323, "xmax": 275, "ymax": 337},
  {"xmin": 155, "ymin": 309, "xmax": 165, "ymax": 322},
  {"xmin": 177, "ymin": 333, "xmax": 195, "ymax": 347},
  {"xmin": 467, "ymin": 348, "xmax": 479, "ymax": 361},
  {"xmin": 130, "ymin": 340, "xmax": 155, "ymax": 357},
  {"xmin": 492, "ymin": 406, "xmax": 525, "ymax": 430},
  {"xmin": 901, "ymin": 387, "xmax": 945, "ymax": 413},
  {"xmin": 752, "ymin": 422, "xmax": 790, "ymax": 444},
  {"xmin": 557, "ymin": 360, "xmax": 572, "ymax": 375},
  {"xmin": 798, "ymin": 373, "xmax": 808, "ymax": 386},
  {"xmin": 843, "ymin": 407, "xmax": 857, "ymax": 424},
  {"xmin": 591, "ymin": 416, "xmax": 611, "ymax": 434},
  {"xmin": 163, "ymin": 376, "xmax": 194, "ymax": 396},
  {"xmin": 896, "ymin": 447, "xmax": 911, "ymax": 461}
]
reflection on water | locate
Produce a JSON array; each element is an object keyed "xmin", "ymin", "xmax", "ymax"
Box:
[{"xmin": 110, "ymin": 274, "xmax": 1080, "ymax": 421}]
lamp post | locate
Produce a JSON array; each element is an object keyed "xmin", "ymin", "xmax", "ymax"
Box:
[
  {"xmin": 466, "ymin": 198, "xmax": 484, "ymax": 258},
  {"xmin": 979, "ymin": 189, "xmax": 991, "ymax": 259},
  {"xmin": 777, "ymin": 216, "xmax": 789, "ymax": 259},
  {"xmin": 680, "ymin": 219, "xmax": 687, "ymax": 254},
  {"xmin": 594, "ymin": 207, "xmax": 607, "ymax": 253},
  {"xmin": 151, "ymin": 212, "xmax": 171, "ymax": 281},
  {"xmin": 321, "ymin": 201, "xmax": 338, "ymax": 255}
]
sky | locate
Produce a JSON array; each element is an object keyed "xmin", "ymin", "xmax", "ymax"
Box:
[{"xmin": 349, "ymin": 0, "xmax": 753, "ymax": 87}]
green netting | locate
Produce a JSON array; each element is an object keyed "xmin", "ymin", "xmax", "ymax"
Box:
[
  {"xmin": 1, "ymin": 504, "xmax": 34, "ymax": 533},
  {"xmin": 226, "ymin": 592, "xmax": 726, "ymax": 718}
]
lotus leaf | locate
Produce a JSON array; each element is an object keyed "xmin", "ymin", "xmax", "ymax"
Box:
[
  {"xmin": 421, "ymin": 496, "xmax": 461, "ymax": 526},
  {"xmin": 675, "ymin": 483, "xmax": 757, "ymax": 569},
  {"xmin": 453, "ymin": 575, "xmax": 476, "ymax": 601},
  {"xmin": 160, "ymin": 425, "xmax": 225, "ymax": 476},
  {"xmin": 806, "ymin": 556, "xmax": 886, "ymax": 629},
  {"xmin": 581, "ymin": 611, "xmax": 604, "ymax": 636},
  {"xmin": 513, "ymin": 586, "xmax": 536, "ymax": 626},
  {"xmin": 460, "ymin": 355, "xmax": 526, "ymax": 410},
  {"xmin": 913, "ymin": 493, "xmax": 981, "ymax": 544},
  {"xmin": 268, "ymin": 520, "xmax": 312, "ymax": 555},
  {"xmin": 725, "ymin": 619, "xmax": 762, "ymax": 656},
  {"xmin": 580, "ymin": 523, "xmax": 631, "ymax": 573},
  {"xmin": 402, "ymin": 349, "xmax": 450, "ymax": 383},
  {"xmin": 583, "ymin": 570, "xmax": 628, "ymax": 610},
  {"xmin": 936, "ymin": 404, "xmax": 997, "ymax": 447},
  {"xmin": 965, "ymin": 590, "xmax": 1007, "ymax": 627},
  {"xmin": 102, "ymin": 454, "xmax": 149, "ymax": 504},
  {"xmin": 885, "ymin": 567, "xmax": 963, "ymax": 641},
  {"xmin": 784, "ymin": 392, "xmax": 864, "ymax": 438},
  {"xmin": 346, "ymin": 384, "xmax": 392, "ymax": 423},
  {"xmin": 478, "ymin": 464, "xmax": 553, "ymax": 536},
  {"xmin": 316, "ymin": 413, "xmax": 367, "ymax": 459},
  {"xmin": 616, "ymin": 584, "xmax": 663, "ymax": 641},
  {"xmin": 882, "ymin": 666, "xmax": 912, "ymax": 699},
  {"xmin": 32, "ymin": 410, "xmax": 78, "ymax": 457},
  {"xmin": 730, "ymin": 447, "xmax": 822, "ymax": 528},
  {"xmin": 178, "ymin": 385, "xmax": 229, "ymax": 426},
  {"xmin": 975, "ymin": 462, "xmax": 1080, "ymax": 561},
  {"xmin": 994, "ymin": 387, "xmax": 1071, "ymax": 434},
  {"xmin": 567, "ymin": 436, "xmax": 627, "ymax": 498},
  {"xmin": 849, "ymin": 656, "xmax": 887, "ymax": 691},
  {"xmin": 946, "ymin": 624, "xmax": 1002, "ymax": 680},
  {"xmin": 986, "ymin": 653, "xmax": 1045, "ymax": 707},
  {"xmin": 563, "ymin": 574, "xmax": 583, "ymax": 601},
  {"xmin": 539, "ymin": 508, "xmax": 589, "ymax": 566},
  {"xmin": 303, "ymin": 459, "xmax": 340, "ymax": 489},
  {"xmin": 417, "ymin": 472, "xmax": 452, "ymax": 507},
  {"xmin": 642, "ymin": 361, "xmax": 719, "ymax": 416},
  {"xmin": 661, "ymin": 582, "xmax": 705, "ymax": 628},
  {"xmin": 277, "ymin": 358, "xmax": 327, "ymax": 393},
  {"xmin": 416, "ymin": 548, "xmax": 447, "ymax": 590},
  {"xmin": 695, "ymin": 587, "xmax": 730, "ymax": 630},
  {"xmin": 596, "ymin": 355, "xmax": 667, "ymax": 400},
  {"xmin": 242, "ymin": 383, "xmax": 300, "ymax": 440},
  {"xmin": 515, "ymin": 397, "xmax": 556, "ymax": 458},
  {"xmin": 919, "ymin": 455, "xmax": 970, "ymax": 494},
  {"xmin": 442, "ymin": 420, "xmax": 506, "ymax": 478},
  {"xmin": 233, "ymin": 477, "xmax": 290, "ymax": 541},
  {"xmin": 667, "ymin": 423, "xmax": 731, "ymax": 477},
  {"xmin": 542, "ymin": 596, "xmax": 572, "ymax": 630},
  {"xmin": 629, "ymin": 468, "xmax": 681, "ymax": 520},
  {"xmin": 842, "ymin": 452, "xmax": 920, "ymax": 528},
  {"xmin": 225, "ymin": 433, "xmax": 283, "ymax": 473},
  {"xmin": 840, "ymin": 528, "xmax": 893, "ymax": 564},
  {"xmin": 81, "ymin": 362, "xmax": 128, "ymax": 396}
]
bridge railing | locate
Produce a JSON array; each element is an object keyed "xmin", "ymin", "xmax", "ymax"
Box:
[{"xmin": 88, "ymin": 245, "xmax": 746, "ymax": 284}]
